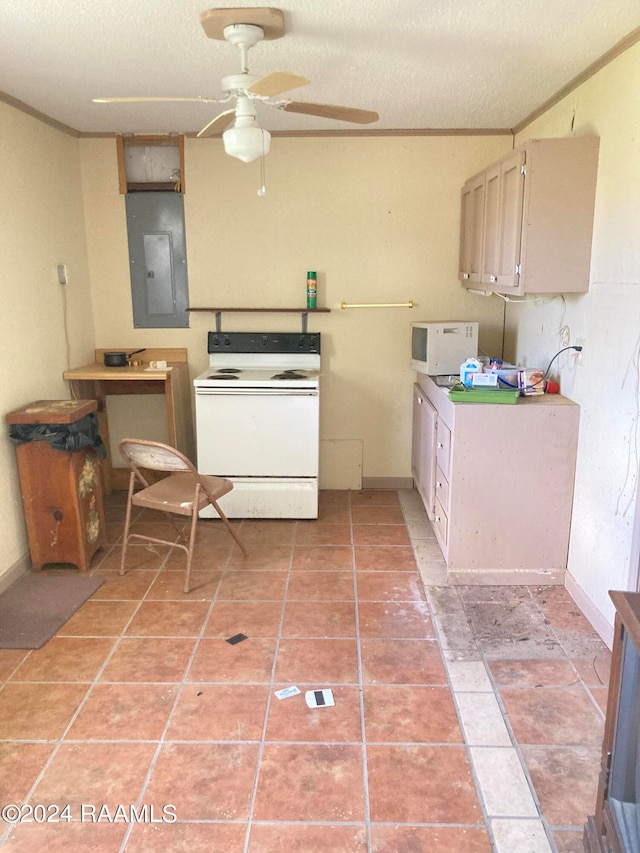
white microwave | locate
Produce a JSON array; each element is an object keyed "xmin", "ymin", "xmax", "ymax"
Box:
[{"xmin": 411, "ymin": 321, "xmax": 479, "ymax": 375}]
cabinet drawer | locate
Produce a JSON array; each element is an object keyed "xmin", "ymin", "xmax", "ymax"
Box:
[
  {"xmin": 434, "ymin": 464, "xmax": 450, "ymax": 511},
  {"xmin": 436, "ymin": 422, "xmax": 451, "ymax": 478},
  {"xmin": 433, "ymin": 496, "xmax": 448, "ymax": 548}
]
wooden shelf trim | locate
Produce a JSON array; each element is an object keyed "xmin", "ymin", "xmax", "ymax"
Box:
[{"xmin": 186, "ymin": 307, "xmax": 331, "ymax": 313}]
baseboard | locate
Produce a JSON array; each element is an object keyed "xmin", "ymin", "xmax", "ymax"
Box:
[
  {"xmin": 447, "ymin": 568, "xmax": 565, "ymax": 586},
  {"xmin": 0, "ymin": 552, "xmax": 31, "ymax": 595},
  {"xmin": 564, "ymin": 571, "xmax": 614, "ymax": 649},
  {"xmin": 361, "ymin": 477, "xmax": 414, "ymax": 490}
]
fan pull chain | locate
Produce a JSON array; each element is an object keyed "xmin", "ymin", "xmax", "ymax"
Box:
[{"xmin": 257, "ymin": 146, "xmax": 267, "ymax": 196}]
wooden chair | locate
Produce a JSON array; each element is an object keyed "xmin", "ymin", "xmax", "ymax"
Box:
[{"xmin": 118, "ymin": 438, "xmax": 247, "ymax": 593}]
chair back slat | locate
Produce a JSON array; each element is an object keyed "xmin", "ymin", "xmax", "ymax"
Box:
[{"xmin": 120, "ymin": 439, "xmax": 191, "ymax": 473}]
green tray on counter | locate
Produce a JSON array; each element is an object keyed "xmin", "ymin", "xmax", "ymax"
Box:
[{"xmin": 448, "ymin": 386, "xmax": 520, "ymax": 404}]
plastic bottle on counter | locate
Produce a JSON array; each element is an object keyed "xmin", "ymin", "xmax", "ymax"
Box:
[
  {"xmin": 306, "ymin": 271, "xmax": 317, "ymax": 309},
  {"xmin": 460, "ymin": 358, "xmax": 482, "ymax": 387}
]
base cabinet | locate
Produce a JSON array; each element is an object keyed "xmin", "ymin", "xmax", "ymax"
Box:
[{"xmin": 412, "ymin": 374, "xmax": 580, "ymax": 583}]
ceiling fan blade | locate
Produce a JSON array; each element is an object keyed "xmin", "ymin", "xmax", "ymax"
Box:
[
  {"xmin": 197, "ymin": 109, "xmax": 237, "ymax": 138},
  {"xmin": 93, "ymin": 96, "xmax": 221, "ymax": 104},
  {"xmin": 246, "ymin": 72, "xmax": 310, "ymax": 98},
  {"xmin": 281, "ymin": 101, "xmax": 379, "ymax": 124}
]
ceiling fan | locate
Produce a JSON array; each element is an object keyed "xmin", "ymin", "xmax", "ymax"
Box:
[{"xmin": 94, "ymin": 7, "xmax": 379, "ymax": 163}]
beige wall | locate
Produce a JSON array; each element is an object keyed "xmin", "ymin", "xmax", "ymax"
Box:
[
  {"xmin": 510, "ymin": 42, "xmax": 640, "ymax": 641},
  {"xmin": 0, "ymin": 102, "xmax": 95, "ymax": 583},
  {"xmin": 80, "ymin": 134, "xmax": 507, "ymax": 482}
]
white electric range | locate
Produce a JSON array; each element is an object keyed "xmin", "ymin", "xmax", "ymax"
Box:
[{"xmin": 193, "ymin": 332, "xmax": 321, "ymax": 518}]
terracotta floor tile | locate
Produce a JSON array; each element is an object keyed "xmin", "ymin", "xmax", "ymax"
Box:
[
  {"xmin": 0, "ymin": 682, "xmax": 88, "ymax": 739},
  {"xmin": 291, "ymin": 545, "xmax": 354, "ymax": 571},
  {"xmin": 361, "ymin": 638, "xmax": 447, "ymax": 685},
  {"xmin": 66, "ymin": 683, "xmax": 177, "ymax": 740},
  {"xmin": 58, "ymin": 600, "xmax": 138, "ymax": 637},
  {"xmin": 0, "ymin": 742, "xmax": 55, "ymax": 802},
  {"xmin": 9, "ymin": 637, "xmax": 114, "ymax": 682},
  {"xmin": 358, "ymin": 601, "xmax": 433, "ymax": 638},
  {"xmin": 319, "ymin": 490, "xmax": 351, "ymax": 506},
  {"xmin": 552, "ymin": 829, "xmax": 588, "ymax": 853},
  {"xmin": 146, "ymin": 569, "xmax": 222, "ymax": 599},
  {"xmin": 2, "ymin": 822, "xmax": 127, "ymax": 851},
  {"xmin": 90, "ymin": 570, "xmax": 157, "ymax": 600},
  {"xmin": 352, "ymin": 525, "xmax": 411, "ymax": 547},
  {"xmin": 253, "ymin": 743, "xmax": 365, "ymax": 821},
  {"xmin": 274, "ymin": 638, "xmax": 359, "ymax": 684},
  {"xmin": 351, "ymin": 490, "xmax": 400, "ymax": 506},
  {"xmin": 367, "ymin": 744, "xmax": 482, "ymax": 823},
  {"xmin": 164, "ymin": 544, "xmax": 232, "ymax": 571},
  {"xmin": 572, "ymin": 653, "xmax": 611, "ymax": 687},
  {"xmin": 237, "ymin": 521, "xmax": 296, "ymax": 546},
  {"xmin": 126, "ymin": 822, "xmax": 248, "ymax": 853},
  {"xmin": 32, "ymin": 742, "xmax": 157, "ymax": 810},
  {"xmin": 167, "ymin": 683, "xmax": 269, "ymax": 740},
  {"xmin": 295, "ymin": 523, "xmax": 352, "ymax": 546},
  {"xmin": 317, "ymin": 504, "xmax": 352, "ymax": 523},
  {"xmin": 248, "ymin": 823, "xmax": 367, "ymax": 851},
  {"xmin": 187, "ymin": 638, "xmax": 277, "ymax": 682},
  {"xmin": 144, "ymin": 742, "xmax": 259, "ymax": 820},
  {"xmin": 499, "ymin": 686, "xmax": 605, "ymax": 745},
  {"xmin": 286, "ymin": 570, "xmax": 355, "ymax": 600},
  {"xmin": 100, "ymin": 637, "xmax": 195, "ymax": 682},
  {"xmin": 369, "ymin": 825, "xmax": 493, "ymax": 852},
  {"xmin": 266, "ymin": 685, "xmax": 363, "ymax": 742},
  {"xmin": 281, "ymin": 600, "xmax": 357, "ymax": 638},
  {"xmin": 216, "ymin": 570, "xmax": 288, "ymax": 601},
  {"xmin": 354, "ymin": 546, "xmax": 417, "ymax": 572},
  {"xmin": 0, "ymin": 650, "xmax": 29, "ymax": 682},
  {"xmin": 521, "ymin": 745, "xmax": 601, "ymax": 826},
  {"xmin": 351, "ymin": 505, "xmax": 405, "ymax": 525},
  {"xmin": 95, "ymin": 544, "xmax": 169, "ymax": 573},
  {"xmin": 487, "ymin": 658, "xmax": 580, "ymax": 687},
  {"xmin": 356, "ymin": 571, "xmax": 426, "ymax": 602},
  {"xmin": 227, "ymin": 546, "xmax": 292, "ymax": 571},
  {"xmin": 588, "ymin": 686, "xmax": 608, "ymax": 714},
  {"xmin": 204, "ymin": 600, "xmax": 283, "ymax": 637},
  {"xmin": 363, "ymin": 685, "xmax": 463, "ymax": 743},
  {"xmin": 125, "ymin": 600, "xmax": 210, "ymax": 637}
]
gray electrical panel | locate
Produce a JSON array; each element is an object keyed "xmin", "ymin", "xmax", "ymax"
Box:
[{"xmin": 125, "ymin": 192, "xmax": 190, "ymax": 328}]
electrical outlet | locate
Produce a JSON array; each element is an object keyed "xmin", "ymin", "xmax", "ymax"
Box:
[
  {"xmin": 57, "ymin": 264, "xmax": 67, "ymax": 285},
  {"xmin": 575, "ymin": 338, "xmax": 586, "ymax": 366}
]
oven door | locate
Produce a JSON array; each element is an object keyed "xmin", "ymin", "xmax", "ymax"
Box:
[{"xmin": 195, "ymin": 387, "xmax": 319, "ymax": 477}]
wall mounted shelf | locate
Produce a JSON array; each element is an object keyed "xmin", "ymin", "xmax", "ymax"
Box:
[{"xmin": 186, "ymin": 307, "xmax": 331, "ymax": 333}]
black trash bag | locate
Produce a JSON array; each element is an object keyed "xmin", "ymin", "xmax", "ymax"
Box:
[{"xmin": 8, "ymin": 412, "xmax": 107, "ymax": 459}]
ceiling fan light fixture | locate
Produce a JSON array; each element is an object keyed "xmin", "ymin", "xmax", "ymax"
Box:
[{"xmin": 223, "ymin": 125, "xmax": 271, "ymax": 163}]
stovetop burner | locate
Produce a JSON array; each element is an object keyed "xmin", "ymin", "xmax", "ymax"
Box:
[
  {"xmin": 216, "ymin": 368, "xmax": 242, "ymax": 374},
  {"xmin": 272, "ymin": 371, "xmax": 307, "ymax": 380}
]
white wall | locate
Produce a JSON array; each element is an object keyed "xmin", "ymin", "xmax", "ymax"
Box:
[
  {"xmin": 509, "ymin": 42, "xmax": 640, "ymax": 642},
  {"xmin": 0, "ymin": 103, "xmax": 95, "ymax": 584}
]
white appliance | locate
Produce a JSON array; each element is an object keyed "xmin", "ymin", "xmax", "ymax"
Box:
[
  {"xmin": 410, "ymin": 321, "xmax": 479, "ymax": 375},
  {"xmin": 193, "ymin": 332, "xmax": 320, "ymax": 518}
]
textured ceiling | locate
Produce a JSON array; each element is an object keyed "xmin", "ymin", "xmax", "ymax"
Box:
[{"xmin": 1, "ymin": 1, "xmax": 639, "ymax": 137}]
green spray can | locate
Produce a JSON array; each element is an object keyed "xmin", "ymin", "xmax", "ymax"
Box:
[{"xmin": 306, "ymin": 271, "xmax": 317, "ymax": 309}]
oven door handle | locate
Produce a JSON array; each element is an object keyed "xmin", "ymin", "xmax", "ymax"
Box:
[{"xmin": 195, "ymin": 388, "xmax": 318, "ymax": 397}]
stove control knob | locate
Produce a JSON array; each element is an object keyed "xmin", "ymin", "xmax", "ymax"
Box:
[
  {"xmin": 224, "ymin": 337, "xmax": 231, "ymax": 347},
  {"xmin": 260, "ymin": 336, "xmax": 268, "ymax": 347}
]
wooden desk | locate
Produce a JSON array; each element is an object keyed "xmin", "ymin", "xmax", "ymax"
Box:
[{"xmin": 64, "ymin": 348, "xmax": 194, "ymax": 492}]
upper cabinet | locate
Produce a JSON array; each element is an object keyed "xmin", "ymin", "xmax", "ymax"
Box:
[{"xmin": 458, "ymin": 137, "xmax": 599, "ymax": 295}]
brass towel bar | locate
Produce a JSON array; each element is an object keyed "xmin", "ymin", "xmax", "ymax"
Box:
[{"xmin": 340, "ymin": 300, "xmax": 414, "ymax": 309}]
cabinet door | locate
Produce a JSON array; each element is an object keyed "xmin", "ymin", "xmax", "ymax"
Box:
[
  {"xmin": 412, "ymin": 385, "xmax": 437, "ymax": 520},
  {"xmin": 458, "ymin": 173, "xmax": 485, "ymax": 283},
  {"xmin": 481, "ymin": 164, "xmax": 501, "ymax": 285},
  {"xmin": 496, "ymin": 149, "xmax": 526, "ymax": 291}
]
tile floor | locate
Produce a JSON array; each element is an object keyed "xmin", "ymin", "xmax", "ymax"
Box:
[{"xmin": 0, "ymin": 488, "xmax": 611, "ymax": 852}]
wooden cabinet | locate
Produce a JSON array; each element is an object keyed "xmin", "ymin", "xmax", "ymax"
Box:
[
  {"xmin": 412, "ymin": 374, "xmax": 580, "ymax": 584},
  {"xmin": 411, "ymin": 384, "xmax": 437, "ymax": 520},
  {"xmin": 459, "ymin": 137, "xmax": 599, "ymax": 295},
  {"xmin": 6, "ymin": 400, "xmax": 106, "ymax": 572}
]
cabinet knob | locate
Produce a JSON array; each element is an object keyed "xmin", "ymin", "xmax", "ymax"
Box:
[
  {"xmin": 489, "ymin": 275, "xmax": 497, "ymax": 283},
  {"xmin": 462, "ymin": 273, "xmax": 469, "ymax": 280},
  {"xmin": 434, "ymin": 515, "xmax": 441, "ymax": 523},
  {"xmin": 417, "ymin": 396, "xmax": 423, "ymax": 404},
  {"xmin": 437, "ymin": 442, "xmax": 443, "ymax": 448},
  {"xmin": 436, "ymin": 481, "xmax": 442, "ymax": 488}
]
